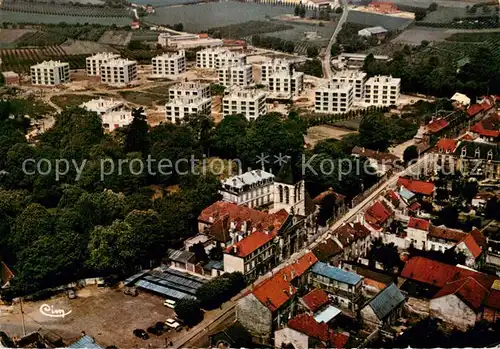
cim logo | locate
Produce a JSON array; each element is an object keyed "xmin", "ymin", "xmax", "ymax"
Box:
[{"xmin": 39, "ymin": 304, "xmax": 72, "ymax": 318}]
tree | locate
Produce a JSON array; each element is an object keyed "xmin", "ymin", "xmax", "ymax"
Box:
[
  {"xmin": 485, "ymin": 198, "xmax": 500, "ymax": 219},
  {"xmin": 367, "ymin": 238, "xmax": 401, "ymax": 272},
  {"xmin": 358, "ymin": 112, "xmax": 391, "ymax": 151},
  {"xmin": 196, "ymin": 272, "xmax": 245, "ymax": 309},
  {"xmin": 124, "ymin": 107, "xmax": 150, "ymax": 155},
  {"xmin": 403, "ymin": 145, "xmax": 419, "ymax": 163},
  {"xmin": 299, "ymin": 4, "xmax": 306, "ymax": 17},
  {"xmin": 307, "ymin": 46, "xmax": 319, "ymax": 58},
  {"xmin": 210, "ymin": 83, "xmax": 226, "ymax": 96},
  {"xmin": 428, "ymin": 2, "xmax": 438, "ymax": 11},
  {"xmin": 294, "ymin": 4, "xmax": 300, "ymax": 16},
  {"xmin": 436, "ymin": 204, "xmax": 459, "ymax": 228},
  {"xmin": 414, "ymin": 9, "xmax": 427, "ymax": 21},
  {"xmin": 174, "ymin": 298, "xmax": 203, "ymax": 326},
  {"xmin": 461, "ymin": 179, "xmax": 478, "ymax": 202},
  {"xmin": 190, "ymin": 242, "xmax": 208, "ymax": 263}
]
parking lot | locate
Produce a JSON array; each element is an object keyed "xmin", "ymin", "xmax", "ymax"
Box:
[{"xmin": 0, "ymin": 286, "xmax": 182, "ymax": 348}]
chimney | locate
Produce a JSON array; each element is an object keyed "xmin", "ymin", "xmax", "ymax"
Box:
[
  {"xmin": 233, "ymin": 245, "xmax": 238, "ymax": 254},
  {"xmin": 289, "ymin": 285, "xmax": 293, "ymax": 295}
]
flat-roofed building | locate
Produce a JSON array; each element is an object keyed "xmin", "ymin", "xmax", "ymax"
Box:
[
  {"xmin": 268, "ymin": 69, "xmax": 304, "ymax": 97},
  {"xmin": 168, "ymin": 81, "xmax": 211, "ymax": 100},
  {"xmin": 86, "ymin": 52, "xmax": 120, "ymax": 76},
  {"xmin": 158, "ymin": 32, "xmax": 223, "ymax": 49},
  {"xmin": 364, "ymin": 75, "xmax": 400, "ymax": 106},
  {"xmin": 216, "ymin": 51, "xmax": 247, "ymax": 69},
  {"xmin": 165, "ymin": 96, "xmax": 212, "ymax": 123},
  {"xmin": 30, "ymin": 60, "xmax": 70, "ymax": 86},
  {"xmin": 315, "ymin": 81, "xmax": 354, "ymax": 114},
  {"xmin": 100, "ymin": 58, "xmax": 138, "ymax": 87},
  {"xmin": 259, "ymin": 59, "xmax": 290, "ymax": 85},
  {"xmin": 80, "ymin": 98, "xmax": 132, "ymax": 131},
  {"xmin": 223, "ymin": 89, "xmax": 267, "ymax": 121},
  {"xmin": 152, "ymin": 50, "xmax": 186, "ymax": 77},
  {"xmin": 331, "ymin": 70, "xmax": 367, "ymax": 101},
  {"xmin": 196, "ymin": 47, "xmax": 229, "ymax": 69},
  {"xmin": 218, "ymin": 64, "xmax": 253, "ymax": 87}
]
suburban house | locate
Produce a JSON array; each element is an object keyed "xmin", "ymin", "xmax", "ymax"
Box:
[
  {"xmin": 359, "ymin": 283, "xmax": 406, "ymax": 330},
  {"xmin": 236, "ymin": 252, "xmax": 318, "ymax": 344},
  {"xmin": 309, "ymin": 262, "xmax": 363, "ymax": 312},
  {"xmin": 397, "ymin": 177, "xmax": 435, "ymax": 198},
  {"xmin": 274, "ymin": 313, "xmax": 349, "ymax": 349},
  {"xmin": 363, "ymin": 200, "xmax": 394, "ymax": 232}
]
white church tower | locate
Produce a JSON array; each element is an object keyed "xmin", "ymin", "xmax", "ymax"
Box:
[{"xmin": 271, "ymin": 160, "xmax": 306, "ymax": 216}]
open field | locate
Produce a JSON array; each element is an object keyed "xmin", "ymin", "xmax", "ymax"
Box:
[
  {"xmin": 0, "ymin": 29, "xmax": 36, "ymax": 47},
  {"xmin": 118, "ymin": 91, "xmax": 168, "ymax": 107},
  {"xmin": 392, "ymin": 27, "xmax": 453, "ymax": 44},
  {"xmin": 1, "ymin": 0, "xmax": 130, "ymax": 17},
  {"xmin": 144, "ymin": 83, "xmax": 176, "ymax": 95},
  {"xmin": 98, "ymin": 30, "xmax": 133, "ymax": 46},
  {"xmin": 207, "ymin": 20, "xmax": 294, "ymax": 39},
  {"xmin": 50, "ymin": 94, "xmax": 97, "ymax": 108},
  {"xmin": 60, "ymin": 40, "xmax": 117, "ymax": 55},
  {"xmin": 0, "ymin": 286, "xmax": 177, "ymax": 348},
  {"xmin": 305, "ymin": 125, "xmax": 358, "ymax": 146},
  {"xmin": 423, "ymin": 31, "xmax": 500, "ymax": 60}
]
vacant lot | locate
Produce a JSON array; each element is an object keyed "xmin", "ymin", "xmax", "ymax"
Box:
[
  {"xmin": 0, "ymin": 286, "xmax": 176, "ymax": 348},
  {"xmin": 119, "ymin": 91, "xmax": 168, "ymax": 107},
  {"xmin": 392, "ymin": 27, "xmax": 452, "ymax": 44},
  {"xmin": 305, "ymin": 125, "xmax": 358, "ymax": 146},
  {"xmin": 60, "ymin": 40, "xmax": 117, "ymax": 55},
  {"xmin": 50, "ymin": 94, "xmax": 96, "ymax": 108}
]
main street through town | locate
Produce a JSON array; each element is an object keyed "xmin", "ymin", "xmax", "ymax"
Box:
[
  {"xmin": 323, "ymin": 0, "xmax": 349, "ymax": 79},
  {"xmin": 174, "ymin": 154, "xmax": 432, "ymax": 348}
]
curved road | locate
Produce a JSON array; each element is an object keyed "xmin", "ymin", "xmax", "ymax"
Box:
[{"xmin": 323, "ymin": 0, "xmax": 349, "ymax": 79}]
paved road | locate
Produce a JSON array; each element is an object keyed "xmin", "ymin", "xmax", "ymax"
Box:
[
  {"xmin": 174, "ymin": 154, "xmax": 431, "ymax": 347},
  {"xmin": 323, "ymin": 0, "xmax": 349, "ymax": 79}
]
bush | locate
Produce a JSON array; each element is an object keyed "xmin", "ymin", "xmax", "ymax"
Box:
[
  {"xmin": 175, "ymin": 298, "xmax": 203, "ymax": 326},
  {"xmin": 196, "ymin": 272, "xmax": 245, "ymax": 310}
]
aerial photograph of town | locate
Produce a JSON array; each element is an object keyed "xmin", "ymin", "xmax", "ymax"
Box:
[{"xmin": 0, "ymin": 0, "xmax": 500, "ymax": 346}]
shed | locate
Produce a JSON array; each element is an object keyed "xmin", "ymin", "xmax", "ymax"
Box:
[
  {"xmin": 2, "ymin": 71, "xmax": 20, "ymax": 85},
  {"xmin": 360, "ymin": 283, "xmax": 405, "ymax": 329}
]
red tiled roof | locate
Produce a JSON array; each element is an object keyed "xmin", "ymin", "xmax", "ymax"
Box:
[
  {"xmin": 408, "ymin": 217, "xmax": 430, "ymax": 231},
  {"xmin": 252, "ymin": 252, "xmax": 318, "ymax": 312},
  {"xmin": 364, "ymin": 201, "xmax": 393, "ymax": 229},
  {"xmin": 458, "ymin": 233, "xmax": 482, "ymax": 259},
  {"xmin": 312, "ymin": 238, "xmax": 343, "ymax": 262},
  {"xmin": 467, "ymin": 104, "xmax": 483, "ymax": 117},
  {"xmin": 426, "ymin": 118, "xmax": 449, "ymax": 133},
  {"xmin": 408, "ymin": 202, "xmax": 421, "ymax": 212},
  {"xmin": 199, "ymin": 201, "xmax": 268, "ymax": 224},
  {"xmin": 428, "ymin": 225, "xmax": 466, "ymax": 242},
  {"xmin": 471, "ymin": 122, "xmax": 500, "ymax": 138},
  {"xmin": 225, "ymin": 231, "xmax": 274, "ymax": 257},
  {"xmin": 470, "ymin": 228, "xmax": 486, "ymax": 249},
  {"xmin": 470, "ymin": 114, "xmax": 500, "ymax": 138},
  {"xmin": 397, "ymin": 177, "xmax": 435, "ymax": 196},
  {"xmin": 459, "ymin": 133, "xmax": 475, "ymax": 141},
  {"xmin": 433, "ymin": 277, "xmax": 488, "ymax": 312},
  {"xmin": 436, "ymin": 138, "xmax": 458, "ymax": 153},
  {"xmin": 484, "ymin": 289, "xmax": 500, "ymax": 311},
  {"xmin": 287, "ymin": 314, "xmax": 349, "ymax": 348},
  {"xmin": 301, "ymin": 289, "xmax": 330, "ymax": 312},
  {"xmin": 353, "ymin": 222, "xmax": 371, "ymax": 240},
  {"xmin": 384, "ymin": 190, "xmax": 400, "ymax": 207}
]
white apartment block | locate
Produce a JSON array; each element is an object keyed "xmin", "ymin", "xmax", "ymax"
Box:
[
  {"xmin": 259, "ymin": 59, "xmax": 290, "ymax": 84},
  {"xmin": 80, "ymin": 98, "xmax": 124, "ymax": 115},
  {"xmin": 152, "ymin": 50, "xmax": 186, "ymax": 77},
  {"xmin": 364, "ymin": 75, "xmax": 400, "ymax": 106},
  {"xmin": 222, "ymin": 89, "xmax": 267, "ymax": 121},
  {"xmin": 30, "ymin": 60, "xmax": 69, "ymax": 86},
  {"xmin": 315, "ymin": 81, "xmax": 354, "ymax": 114},
  {"xmin": 220, "ymin": 170, "xmax": 274, "ymax": 208},
  {"xmin": 268, "ymin": 70, "xmax": 304, "ymax": 97},
  {"xmin": 86, "ymin": 52, "xmax": 120, "ymax": 76},
  {"xmin": 165, "ymin": 96, "xmax": 211, "ymax": 123},
  {"xmin": 196, "ymin": 47, "xmax": 228, "ymax": 69},
  {"xmin": 158, "ymin": 33, "xmax": 223, "ymax": 49},
  {"xmin": 80, "ymin": 98, "xmax": 132, "ymax": 131},
  {"xmin": 168, "ymin": 81, "xmax": 211, "ymax": 100},
  {"xmin": 331, "ymin": 70, "xmax": 367, "ymax": 101},
  {"xmin": 216, "ymin": 51, "xmax": 247, "ymax": 69},
  {"xmin": 100, "ymin": 59, "xmax": 138, "ymax": 87},
  {"xmin": 218, "ymin": 64, "xmax": 253, "ymax": 87}
]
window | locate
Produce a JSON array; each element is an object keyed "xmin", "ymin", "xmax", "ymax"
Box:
[
  {"xmin": 284, "ymin": 186, "xmax": 290, "ymax": 204},
  {"xmin": 278, "ymin": 185, "xmax": 283, "ymax": 203}
]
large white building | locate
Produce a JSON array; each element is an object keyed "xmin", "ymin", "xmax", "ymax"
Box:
[
  {"xmin": 364, "ymin": 75, "xmax": 400, "ymax": 106},
  {"xmin": 259, "ymin": 59, "xmax": 290, "ymax": 85},
  {"xmin": 165, "ymin": 96, "xmax": 212, "ymax": 123},
  {"xmin": 158, "ymin": 32, "xmax": 223, "ymax": 49},
  {"xmin": 268, "ymin": 70, "xmax": 304, "ymax": 97},
  {"xmin": 168, "ymin": 81, "xmax": 211, "ymax": 100},
  {"xmin": 216, "ymin": 51, "xmax": 247, "ymax": 70},
  {"xmin": 86, "ymin": 52, "xmax": 120, "ymax": 76},
  {"xmin": 331, "ymin": 70, "xmax": 367, "ymax": 101},
  {"xmin": 30, "ymin": 60, "xmax": 70, "ymax": 86},
  {"xmin": 196, "ymin": 47, "xmax": 228, "ymax": 69},
  {"xmin": 222, "ymin": 89, "xmax": 267, "ymax": 121},
  {"xmin": 315, "ymin": 81, "xmax": 354, "ymax": 114},
  {"xmin": 218, "ymin": 64, "xmax": 253, "ymax": 87},
  {"xmin": 100, "ymin": 59, "xmax": 138, "ymax": 87},
  {"xmin": 152, "ymin": 50, "xmax": 186, "ymax": 77},
  {"xmin": 80, "ymin": 98, "xmax": 133, "ymax": 131},
  {"xmin": 220, "ymin": 170, "xmax": 275, "ymax": 208}
]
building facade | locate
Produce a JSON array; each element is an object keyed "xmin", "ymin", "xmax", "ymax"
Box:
[
  {"xmin": 314, "ymin": 81, "xmax": 354, "ymax": 114},
  {"xmin": 216, "ymin": 51, "xmax": 247, "ymax": 69},
  {"xmin": 152, "ymin": 50, "xmax": 186, "ymax": 77},
  {"xmin": 268, "ymin": 70, "xmax": 304, "ymax": 97},
  {"xmin": 218, "ymin": 64, "xmax": 253, "ymax": 87},
  {"xmin": 220, "ymin": 170, "xmax": 274, "ymax": 208},
  {"xmin": 100, "ymin": 59, "xmax": 138, "ymax": 86},
  {"xmin": 86, "ymin": 52, "xmax": 120, "ymax": 76},
  {"xmin": 168, "ymin": 81, "xmax": 211, "ymax": 100},
  {"xmin": 196, "ymin": 47, "xmax": 228, "ymax": 69},
  {"xmin": 222, "ymin": 89, "xmax": 267, "ymax": 121},
  {"xmin": 364, "ymin": 75, "xmax": 400, "ymax": 106},
  {"xmin": 165, "ymin": 96, "xmax": 212, "ymax": 123},
  {"xmin": 259, "ymin": 59, "xmax": 290, "ymax": 85},
  {"xmin": 331, "ymin": 70, "xmax": 367, "ymax": 101},
  {"xmin": 31, "ymin": 60, "xmax": 70, "ymax": 86}
]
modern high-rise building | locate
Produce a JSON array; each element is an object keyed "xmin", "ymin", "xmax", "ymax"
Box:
[
  {"xmin": 168, "ymin": 81, "xmax": 211, "ymax": 100},
  {"xmin": 165, "ymin": 96, "xmax": 212, "ymax": 123},
  {"xmin": 217, "ymin": 64, "xmax": 253, "ymax": 87},
  {"xmin": 268, "ymin": 69, "xmax": 304, "ymax": 97},
  {"xmin": 258, "ymin": 59, "xmax": 290, "ymax": 85},
  {"xmin": 331, "ymin": 70, "xmax": 367, "ymax": 101}
]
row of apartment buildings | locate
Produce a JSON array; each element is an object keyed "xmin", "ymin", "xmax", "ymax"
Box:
[{"xmin": 314, "ymin": 70, "xmax": 400, "ymax": 113}]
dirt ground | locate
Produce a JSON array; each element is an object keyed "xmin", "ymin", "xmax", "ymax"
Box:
[
  {"xmin": 0, "ymin": 29, "xmax": 36, "ymax": 44},
  {"xmin": 60, "ymin": 40, "xmax": 119, "ymax": 55},
  {"xmin": 0, "ymin": 286, "xmax": 177, "ymax": 348},
  {"xmin": 305, "ymin": 125, "xmax": 358, "ymax": 146}
]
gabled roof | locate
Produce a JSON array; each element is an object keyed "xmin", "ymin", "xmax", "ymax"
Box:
[
  {"xmin": 225, "ymin": 231, "xmax": 274, "ymax": 257},
  {"xmin": 366, "ymin": 283, "xmax": 405, "ymax": 320},
  {"xmin": 221, "ymin": 169, "xmax": 274, "ymax": 189},
  {"xmin": 287, "ymin": 314, "xmax": 349, "ymax": 348},
  {"xmin": 364, "ymin": 201, "xmax": 393, "ymax": 229},
  {"xmin": 408, "ymin": 201, "xmax": 421, "ymax": 212},
  {"xmin": 407, "ymin": 217, "xmax": 430, "ymax": 231},
  {"xmin": 457, "ymin": 233, "xmax": 482, "ymax": 259},
  {"xmin": 470, "ymin": 114, "xmax": 500, "ymax": 138},
  {"xmin": 352, "ymin": 146, "xmax": 399, "ymax": 163},
  {"xmin": 167, "ymin": 249, "xmax": 195, "ymax": 264},
  {"xmin": 252, "ymin": 252, "xmax": 318, "ymax": 312},
  {"xmin": 426, "ymin": 118, "xmax": 449, "ymax": 133},
  {"xmin": 311, "ymin": 262, "xmax": 362, "ymax": 286},
  {"xmin": 433, "ymin": 277, "xmax": 488, "ymax": 313},
  {"xmin": 312, "ymin": 238, "xmax": 343, "ymax": 262},
  {"xmin": 470, "ymin": 228, "xmax": 486, "ymax": 249},
  {"xmin": 428, "ymin": 225, "xmax": 466, "ymax": 242},
  {"xmin": 384, "ymin": 190, "xmax": 400, "ymax": 207},
  {"xmin": 467, "ymin": 104, "xmax": 484, "ymax": 117},
  {"xmin": 397, "ymin": 177, "xmax": 435, "ymax": 196},
  {"xmin": 484, "ymin": 288, "xmax": 500, "ymax": 311},
  {"xmin": 301, "ymin": 288, "xmax": 330, "ymax": 312},
  {"xmin": 312, "ymin": 188, "xmax": 345, "ymax": 205},
  {"xmin": 436, "ymin": 138, "xmax": 458, "ymax": 153},
  {"xmin": 454, "ymin": 140, "xmax": 500, "ymax": 161}
]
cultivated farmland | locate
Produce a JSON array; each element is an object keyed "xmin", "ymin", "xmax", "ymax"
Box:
[{"xmin": 1, "ymin": 0, "xmax": 130, "ymax": 17}]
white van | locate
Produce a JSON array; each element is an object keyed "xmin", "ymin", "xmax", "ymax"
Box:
[{"xmin": 164, "ymin": 299, "xmax": 176, "ymax": 308}]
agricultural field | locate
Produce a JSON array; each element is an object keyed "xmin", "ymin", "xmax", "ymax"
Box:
[
  {"xmin": 14, "ymin": 24, "xmax": 110, "ymax": 47},
  {"xmin": 98, "ymin": 30, "xmax": 132, "ymax": 46},
  {"xmin": 423, "ymin": 32, "xmax": 500, "ymax": 61},
  {"xmin": 207, "ymin": 21, "xmax": 294, "ymax": 40},
  {"xmin": 392, "ymin": 27, "xmax": 452, "ymax": 45},
  {"xmin": 50, "ymin": 94, "xmax": 97, "ymax": 108},
  {"xmin": 0, "ymin": 46, "xmax": 87, "ymax": 73},
  {"xmin": 131, "ymin": 31, "xmax": 160, "ymax": 42},
  {"xmin": 1, "ymin": 0, "xmax": 130, "ymax": 17},
  {"xmin": 0, "ymin": 29, "xmax": 36, "ymax": 48}
]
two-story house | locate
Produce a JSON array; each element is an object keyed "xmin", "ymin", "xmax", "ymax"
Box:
[
  {"xmin": 220, "ymin": 170, "xmax": 275, "ymax": 209},
  {"xmin": 454, "ymin": 140, "xmax": 500, "ymax": 180}
]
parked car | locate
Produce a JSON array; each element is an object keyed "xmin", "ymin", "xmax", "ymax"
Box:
[
  {"xmin": 124, "ymin": 287, "xmax": 138, "ymax": 297},
  {"xmin": 147, "ymin": 326, "xmax": 161, "ymax": 336},
  {"xmin": 165, "ymin": 318, "xmax": 180, "ymax": 329},
  {"xmin": 133, "ymin": 329, "xmax": 149, "ymax": 340},
  {"xmin": 67, "ymin": 289, "xmax": 76, "ymax": 299},
  {"xmin": 163, "ymin": 299, "xmax": 176, "ymax": 308},
  {"xmin": 154, "ymin": 322, "xmax": 168, "ymax": 332}
]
